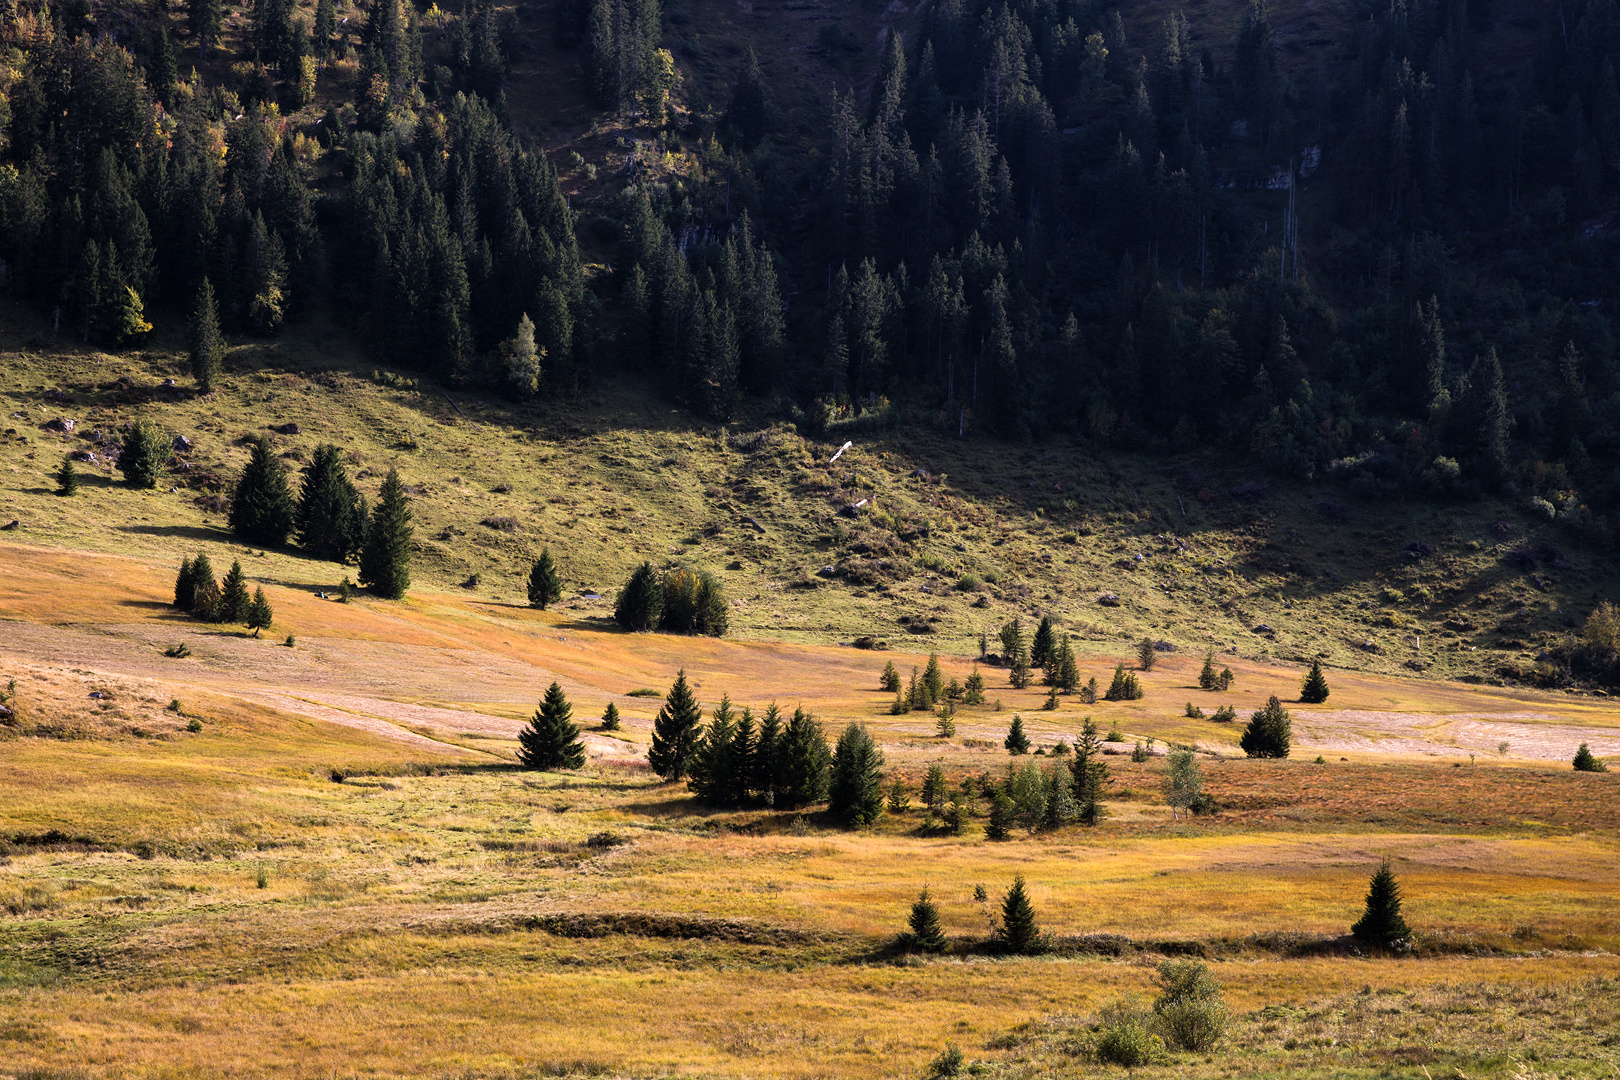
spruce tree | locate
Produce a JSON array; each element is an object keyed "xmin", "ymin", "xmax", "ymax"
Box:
[
  {"xmin": 1004, "ymin": 714, "xmax": 1030, "ymax": 754},
  {"xmin": 358, "ymin": 467, "xmax": 413, "ymax": 599},
  {"xmin": 648, "ymin": 669, "xmax": 702, "ymax": 780},
  {"xmin": 921, "ymin": 764, "xmax": 947, "ymax": 811},
  {"xmin": 246, "ymin": 586, "xmax": 274, "ymax": 637},
  {"xmin": 1010, "ymin": 648, "xmax": 1031, "ymax": 690},
  {"xmin": 1031, "ymin": 616, "xmax": 1055, "ymax": 668},
  {"xmin": 753, "ymin": 702, "xmax": 784, "ymax": 804},
  {"xmin": 191, "ymin": 569, "xmax": 223, "ymax": 623},
  {"xmin": 907, "ymin": 887, "xmax": 949, "ymax": 953},
  {"xmin": 230, "ymin": 435, "xmax": 296, "ymax": 546},
  {"xmin": 964, "ymin": 666, "xmax": 985, "ymax": 705},
  {"xmin": 174, "ymin": 556, "xmax": 197, "ymax": 611},
  {"xmin": 189, "ymin": 277, "xmax": 225, "ymax": 393},
  {"xmin": 728, "ymin": 706, "xmax": 757, "ymax": 806},
  {"xmin": 985, "ymin": 790, "xmax": 1014, "ymax": 840},
  {"xmin": 517, "ymin": 681, "xmax": 586, "ymax": 770},
  {"xmin": 778, "ymin": 706, "xmax": 831, "ymax": 807},
  {"xmin": 1300, "ymin": 659, "xmax": 1330, "ymax": 704},
  {"xmin": 1240, "ymin": 695, "xmax": 1292, "ymax": 758},
  {"xmin": 1105, "ymin": 663, "xmax": 1143, "ymax": 701},
  {"xmin": 828, "ymin": 722, "xmax": 886, "ymax": 826},
  {"xmin": 296, "ymin": 445, "xmax": 365, "ymax": 562},
  {"xmin": 615, "ymin": 561, "xmax": 663, "ymax": 631},
  {"xmin": 1199, "ymin": 649, "xmax": 1218, "ymax": 690},
  {"xmin": 528, "ymin": 548, "xmax": 563, "ymax": 609},
  {"xmin": 1137, "ymin": 637, "xmax": 1158, "ymax": 671},
  {"xmin": 220, "ymin": 559, "xmax": 250, "ymax": 623},
  {"xmin": 601, "ymin": 701, "xmax": 622, "ymax": 730},
  {"xmin": 1056, "ymin": 636, "xmax": 1079, "ymax": 692},
  {"xmin": 998, "ymin": 875, "xmax": 1041, "ymax": 954},
  {"xmin": 922, "ymin": 652, "xmax": 944, "ymax": 704},
  {"xmin": 116, "ymin": 420, "xmax": 168, "ymax": 489},
  {"xmin": 687, "ymin": 695, "xmax": 738, "ymax": 805},
  {"xmin": 1043, "ymin": 761, "xmax": 1079, "ymax": 828},
  {"xmin": 1573, "ymin": 743, "xmax": 1607, "ymax": 772},
  {"xmin": 57, "ymin": 455, "xmax": 78, "ymax": 496},
  {"xmin": 880, "ymin": 660, "xmax": 900, "ymax": 692},
  {"xmin": 1350, "ymin": 860, "xmax": 1412, "ymax": 950}
]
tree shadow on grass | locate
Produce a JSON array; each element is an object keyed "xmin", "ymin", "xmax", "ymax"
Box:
[
  {"xmin": 116, "ymin": 600, "xmax": 176, "ymax": 612},
  {"xmin": 119, "ymin": 524, "xmax": 234, "ymax": 542}
]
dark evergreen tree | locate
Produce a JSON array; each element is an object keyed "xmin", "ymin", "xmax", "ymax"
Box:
[
  {"xmin": 921, "ymin": 764, "xmax": 948, "ymax": 811},
  {"xmin": 1105, "ymin": 664, "xmax": 1143, "ymax": 701},
  {"xmin": 687, "ymin": 695, "xmax": 739, "ymax": 805},
  {"xmin": 723, "ymin": 48, "xmax": 770, "ymax": 148},
  {"xmin": 1031, "ymin": 616, "xmax": 1055, "ymax": 668},
  {"xmin": 1072, "ymin": 717, "xmax": 1109, "ymax": 826},
  {"xmin": 1240, "ymin": 695, "xmax": 1292, "ymax": 758},
  {"xmin": 528, "ymin": 548, "xmax": 563, "ymax": 609},
  {"xmin": 907, "ymin": 887, "xmax": 949, "ymax": 953},
  {"xmin": 922, "ymin": 652, "xmax": 944, "ymax": 704},
  {"xmin": 828, "ymin": 722, "xmax": 885, "ymax": 826},
  {"xmin": 1199, "ymin": 650, "xmax": 1219, "ymax": 690},
  {"xmin": 246, "ymin": 586, "xmax": 273, "ymax": 636},
  {"xmin": 1137, "ymin": 638, "xmax": 1158, "ymax": 671},
  {"xmin": 777, "ymin": 706, "xmax": 832, "ymax": 808},
  {"xmin": 880, "ymin": 660, "xmax": 901, "ymax": 692},
  {"xmin": 985, "ymin": 790, "xmax": 1014, "ymax": 840},
  {"xmin": 1300, "ymin": 660, "xmax": 1330, "ymax": 704},
  {"xmin": 220, "ymin": 559, "xmax": 251, "ymax": 623},
  {"xmin": 296, "ymin": 445, "xmax": 365, "ymax": 562},
  {"xmin": 191, "ymin": 570, "xmax": 224, "ymax": 622},
  {"xmin": 753, "ymin": 702, "xmax": 783, "ymax": 804},
  {"xmin": 192, "ymin": 0, "xmax": 224, "ymax": 54},
  {"xmin": 648, "ymin": 669, "xmax": 702, "ymax": 780},
  {"xmin": 601, "ymin": 701, "xmax": 622, "ymax": 730},
  {"xmin": 57, "ymin": 455, "xmax": 78, "ymax": 496},
  {"xmin": 358, "ymin": 467, "xmax": 413, "ymax": 599},
  {"xmin": 964, "ymin": 667, "xmax": 985, "ymax": 705},
  {"xmin": 517, "ymin": 680, "xmax": 586, "ymax": 770},
  {"xmin": 1350, "ymin": 860, "xmax": 1412, "ymax": 950},
  {"xmin": 1004, "ymin": 714, "xmax": 1030, "ymax": 754},
  {"xmin": 1573, "ymin": 743, "xmax": 1607, "ymax": 772},
  {"xmin": 615, "ymin": 562, "xmax": 663, "ymax": 631},
  {"xmin": 998, "ymin": 876, "xmax": 1041, "ymax": 953},
  {"xmin": 230, "ymin": 435, "xmax": 296, "ymax": 546},
  {"xmin": 116, "ymin": 420, "xmax": 167, "ymax": 489},
  {"xmin": 174, "ymin": 556, "xmax": 198, "ymax": 611},
  {"xmin": 188, "ymin": 278, "xmax": 225, "ymax": 393}
]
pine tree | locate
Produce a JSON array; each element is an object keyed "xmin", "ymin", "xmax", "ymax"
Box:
[
  {"xmin": 1218, "ymin": 667, "xmax": 1234, "ymax": 690},
  {"xmin": 615, "ymin": 562, "xmax": 663, "ymax": 631},
  {"xmin": 1072, "ymin": 717, "xmax": 1109, "ymax": 825},
  {"xmin": 1199, "ymin": 649, "xmax": 1218, "ymax": 690},
  {"xmin": 1010, "ymin": 649, "xmax": 1031, "ymax": 689},
  {"xmin": 220, "ymin": 559, "xmax": 251, "ymax": 623},
  {"xmin": 503, "ymin": 313, "xmax": 542, "ymax": 396},
  {"xmin": 1080, "ymin": 676, "xmax": 1099, "ymax": 704},
  {"xmin": 1004, "ymin": 714, "xmax": 1030, "ymax": 754},
  {"xmin": 246, "ymin": 586, "xmax": 274, "ymax": 637},
  {"xmin": 57, "ymin": 455, "xmax": 78, "ymax": 496},
  {"xmin": 1573, "ymin": 743, "xmax": 1607, "ymax": 772},
  {"xmin": 964, "ymin": 666, "xmax": 985, "ymax": 705},
  {"xmin": 192, "ymin": 0, "xmax": 224, "ymax": 54},
  {"xmin": 358, "ymin": 467, "xmax": 413, "ymax": 599},
  {"xmin": 1043, "ymin": 762, "xmax": 1078, "ymax": 829},
  {"xmin": 1056, "ymin": 636, "xmax": 1079, "ymax": 692},
  {"xmin": 296, "ymin": 445, "xmax": 365, "ymax": 562},
  {"xmin": 189, "ymin": 277, "xmax": 225, "ymax": 393},
  {"xmin": 985, "ymin": 790, "xmax": 1014, "ymax": 840},
  {"xmin": 1031, "ymin": 616, "xmax": 1055, "ymax": 668},
  {"xmin": 517, "ymin": 681, "xmax": 586, "ymax": 770},
  {"xmin": 116, "ymin": 420, "xmax": 168, "ymax": 489},
  {"xmin": 777, "ymin": 706, "xmax": 831, "ymax": 807},
  {"xmin": 1240, "ymin": 695, "xmax": 1292, "ymax": 758},
  {"xmin": 922, "ymin": 652, "xmax": 944, "ymax": 704},
  {"xmin": 528, "ymin": 548, "xmax": 563, "ymax": 609},
  {"xmin": 648, "ymin": 669, "xmax": 702, "ymax": 780},
  {"xmin": 687, "ymin": 695, "xmax": 738, "ymax": 805},
  {"xmin": 1137, "ymin": 637, "xmax": 1158, "ymax": 671},
  {"xmin": 230, "ymin": 435, "xmax": 296, "ymax": 546},
  {"xmin": 921, "ymin": 764, "xmax": 948, "ymax": 811},
  {"xmin": 998, "ymin": 875, "xmax": 1041, "ymax": 954},
  {"xmin": 191, "ymin": 571, "xmax": 223, "ymax": 622},
  {"xmin": 907, "ymin": 887, "xmax": 949, "ymax": 953},
  {"xmin": 728, "ymin": 706, "xmax": 757, "ymax": 806},
  {"xmin": 174, "ymin": 557, "xmax": 197, "ymax": 611},
  {"xmin": 1300, "ymin": 659, "xmax": 1330, "ymax": 704},
  {"xmin": 1105, "ymin": 663, "xmax": 1143, "ymax": 701},
  {"xmin": 828, "ymin": 722, "xmax": 886, "ymax": 826},
  {"xmin": 754, "ymin": 702, "xmax": 784, "ymax": 804},
  {"xmin": 935, "ymin": 701, "xmax": 956, "ymax": 736},
  {"xmin": 601, "ymin": 701, "xmax": 622, "ymax": 730},
  {"xmin": 1350, "ymin": 860, "xmax": 1412, "ymax": 950},
  {"xmin": 1042, "ymin": 686, "xmax": 1060, "ymax": 710},
  {"xmin": 880, "ymin": 660, "xmax": 901, "ymax": 692}
]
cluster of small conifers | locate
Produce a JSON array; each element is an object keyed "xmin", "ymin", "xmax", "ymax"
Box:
[
  {"xmin": 913, "ymin": 864, "xmax": 1415, "ymax": 1074},
  {"xmin": 171, "ymin": 554, "xmax": 273, "ymax": 636},
  {"xmin": 612, "ymin": 563, "xmax": 728, "ymax": 637}
]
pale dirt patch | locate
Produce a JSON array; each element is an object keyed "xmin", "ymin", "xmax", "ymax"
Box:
[{"xmin": 1295, "ymin": 710, "xmax": 1620, "ymax": 762}]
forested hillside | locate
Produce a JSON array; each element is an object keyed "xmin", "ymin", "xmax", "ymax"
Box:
[{"xmin": 1, "ymin": 0, "xmax": 1618, "ymax": 531}]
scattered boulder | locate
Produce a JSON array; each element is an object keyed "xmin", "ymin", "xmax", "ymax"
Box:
[
  {"xmin": 44, "ymin": 388, "xmax": 73, "ymax": 403},
  {"xmin": 0, "ymin": 520, "xmax": 18, "ymax": 531},
  {"xmin": 160, "ymin": 378, "xmax": 178, "ymax": 388},
  {"xmin": 1153, "ymin": 640, "xmax": 1177, "ymax": 652},
  {"xmin": 1405, "ymin": 540, "xmax": 1434, "ymax": 560},
  {"xmin": 172, "ymin": 435, "xmax": 193, "ymax": 452},
  {"xmin": 1096, "ymin": 593, "xmax": 1121, "ymax": 606},
  {"xmin": 43, "ymin": 417, "xmax": 75, "ymax": 433},
  {"xmin": 70, "ymin": 449, "xmax": 98, "ymax": 463},
  {"xmin": 1253, "ymin": 623, "xmax": 1276, "ymax": 634},
  {"xmin": 816, "ymin": 565, "xmax": 836, "ymax": 578},
  {"xmin": 271, "ymin": 422, "xmax": 302, "ymax": 435}
]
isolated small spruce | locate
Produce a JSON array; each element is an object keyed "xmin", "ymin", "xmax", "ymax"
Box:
[
  {"xmin": 1004, "ymin": 714, "xmax": 1030, "ymax": 754},
  {"xmin": 229, "ymin": 434, "xmax": 296, "ymax": 545},
  {"xmin": 1351, "ymin": 859, "xmax": 1412, "ymax": 950},
  {"xmin": 219, "ymin": 559, "xmax": 250, "ymax": 622},
  {"xmin": 57, "ymin": 455, "xmax": 78, "ymax": 496},
  {"xmin": 907, "ymin": 887, "xmax": 949, "ymax": 953},
  {"xmin": 1218, "ymin": 666, "xmax": 1234, "ymax": 690},
  {"xmin": 1300, "ymin": 659, "xmax": 1330, "ymax": 703},
  {"xmin": 890, "ymin": 689, "xmax": 910, "ymax": 715},
  {"xmin": 963, "ymin": 666, "xmax": 985, "ymax": 705},
  {"xmin": 1055, "ymin": 636, "xmax": 1080, "ymax": 692},
  {"xmin": 1031, "ymin": 616, "xmax": 1055, "ymax": 668},
  {"xmin": 1198, "ymin": 649, "xmax": 1219, "ymax": 690},
  {"xmin": 1009, "ymin": 648, "xmax": 1031, "ymax": 689},
  {"xmin": 600, "ymin": 701, "xmax": 622, "ymax": 731},
  {"xmin": 998, "ymin": 875, "xmax": 1042, "ymax": 954},
  {"xmin": 359, "ymin": 467, "xmax": 413, "ymax": 599},
  {"xmin": 1573, "ymin": 742, "xmax": 1607, "ymax": 772},
  {"xmin": 528, "ymin": 548, "xmax": 563, "ymax": 609},
  {"xmin": 935, "ymin": 702, "xmax": 956, "ymax": 737},
  {"xmin": 922, "ymin": 652, "xmax": 944, "ymax": 703},
  {"xmin": 245, "ymin": 586, "xmax": 273, "ymax": 637},
  {"xmin": 116, "ymin": 419, "xmax": 168, "ymax": 489},
  {"xmin": 828, "ymin": 722, "xmax": 885, "ymax": 826},
  {"xmin": 1042, "ymin": 686, "xmax": 1060, "ymax": 710},
  {"xmin": 1079, "ymin": 676, "xmax": 1098, "ymax": 704},
  {"xmin": 880, "ymin": 659, "xmax": 901, "ymax": 692},
  {"xmin": 1137, "ymin": 637, "xmax": 1157, "ymax": 671},
  {"xmin": 648, "ymin": 669, "xmax": 703, "ymax": 780},
  {"xmin": 886, "ymin": 776, "xmax": 908, "ymax": 813},
  {"xmin": 921, "ymin": 764, "xmax": 948, "ymax": 811},
  {"xmin": 296, "ymin": 444, "xmax": 365, "ymax": 563},
  {"xmin": 518, "ymin": 681, "xmax": 585, "ymax": 770},
  {"xmin": 1240, "ymin": 695, "xmax": 1292, "ymax": 758}
]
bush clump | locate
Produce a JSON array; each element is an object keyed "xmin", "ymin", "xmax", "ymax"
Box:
[{"xmin": 1152, "ymin": 959, "xmax": 1228, "ymax": 1050}]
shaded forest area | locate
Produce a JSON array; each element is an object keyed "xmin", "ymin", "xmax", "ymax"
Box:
[{"xmin": 1, "ymin": 0, "xmax": 1619, "ymax": 535}]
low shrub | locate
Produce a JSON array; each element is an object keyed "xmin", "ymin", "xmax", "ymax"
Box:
[{"xmin": 1094, "ymin": 1000, "xmax": 1162, "ymax": 1067}]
